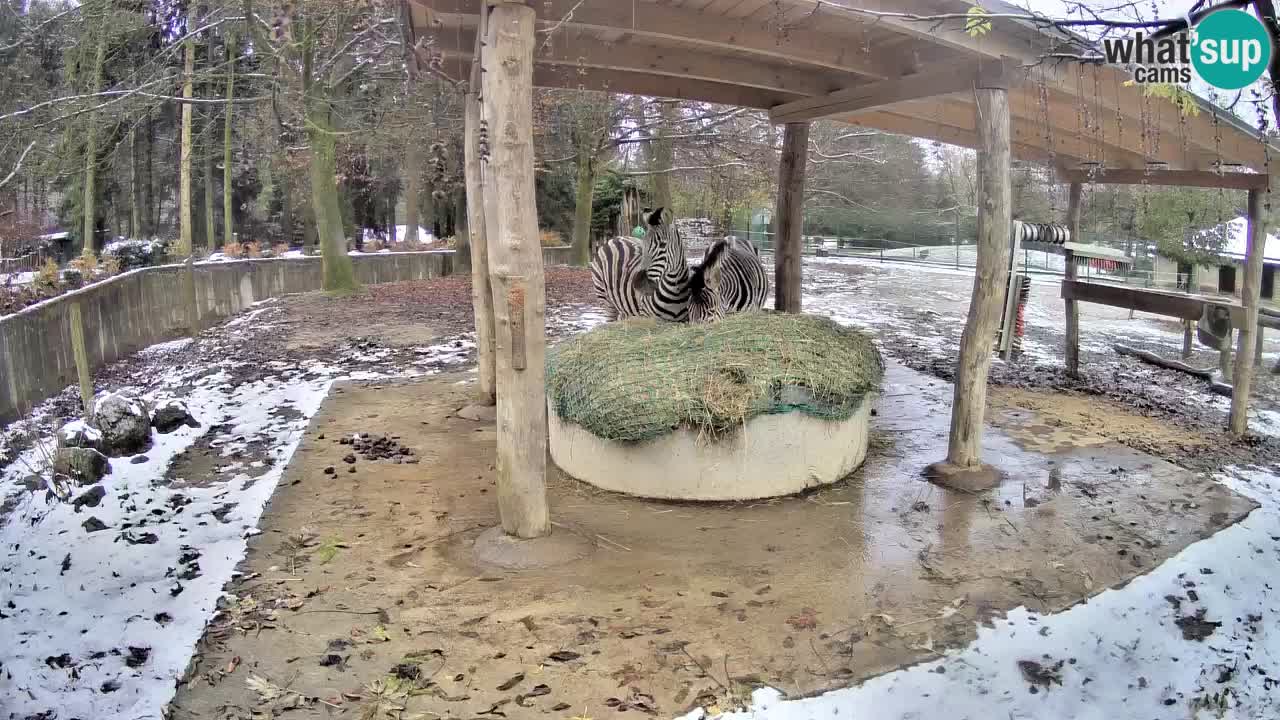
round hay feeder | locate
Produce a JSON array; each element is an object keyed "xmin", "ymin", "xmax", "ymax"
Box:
[{"xmin": 546, "ymin": 312, "xmax": 884, "ymax": 501}]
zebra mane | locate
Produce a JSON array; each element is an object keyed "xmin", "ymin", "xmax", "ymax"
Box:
[{"xmin": 688, "ymin": 239, "xmax": 727, "ymax": 296}]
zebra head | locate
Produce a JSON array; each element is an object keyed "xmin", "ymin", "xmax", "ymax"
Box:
[
  {"xmin": 687, "ymin": 238, "xmax": 727, "ymax": 323},
  {"xmin": 639, "ymin": 207, "xmax": 684, "ymax": 286}
]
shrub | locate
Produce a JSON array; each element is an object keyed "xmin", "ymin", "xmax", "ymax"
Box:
[
  {"xmin": 364, "ymin": 239, "xmax": 384, "ymax": 253},
  {"xmin": 272, "ymin": 242, "xmax": 290, "ymax": 257},
  {"xmin": 68, "ymin": 251, "xmax": 98, "ymax": 276},
  {"xmin": 102, "ymin": 255, "xmax": 122, "ymax": 276},
  {"xmin": 102, "ymin": 239, "xmax": 171, "ymax": 269},
  {"xmin": 222, "ymin": 241, "xmax": 244, "ymax": 259},
  {"xmin": 245, "ymin": 241, "xmax": 263, "ymax": 258},
  {"xmin": 539, "ymin": 230, "xmax": 565, "ymax": 247},
  {"xmin": 35, "ymin": 259, "xmax": 59, "ymax": 290}
]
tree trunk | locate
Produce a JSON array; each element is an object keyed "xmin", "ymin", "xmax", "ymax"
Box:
[
  {"xmin": 571, "ymin": 146, "xmax": 595, "ymax": 266},
  {"xmin": 204, "ymin": 131, "xmax": 217, "ymax": 250},
  {"xmin": 145, "ymin": 112, "xmax": 155, "ymax": 238},
  {"xmin": 307, "ymin": 96, "xmax": 359, "ymax": 292},
  {"xmin": 203, "ymin": 31, "xmax": 217, "ymax": 250},
  {"xmin": 178, "ymin": 4, "xmax": 196, "ymax": 256},
  {"xmin": 402, "ymin": 142, "xmax": 421, "ymax": 244},
  {"xmin": 224, "ymin": 32, "xmax": 236, "ymax": 247},
  {"xmin": 932, "ymin": 78, "xmax": 1012, "ymax": 487},
  {"xmin": 482, "ymin": 2, "xmax": 550, "ymax": 539},
  {"xmin": 1064, "ymin": 182, "xmax": 1082, "ymax": 377},
  {"xmin": 130, "ymin": 128, "xmax": 142, "ymax": 240},
  {"xmin": 773, "ymin": 122, "xmax": 808, "ymax": 313},
  {"xmin": 1230, "ymin": 188, "xmax": 1266, "ymax": 436},
  {"xmin": 82, "ymin": 28, "xmax": 107, "ymax": 256},
  {"xmin": 651, "ymin": 101, "xmax": 676, "ymax": 210}
]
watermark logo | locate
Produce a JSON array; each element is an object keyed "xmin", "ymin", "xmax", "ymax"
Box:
[{"xmin": 1102, "ymin": 8, "xmax": 1272, "ymax": 90}]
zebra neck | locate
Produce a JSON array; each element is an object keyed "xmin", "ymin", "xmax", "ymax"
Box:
[{"xmin": 659, "ymin": 262, "xmax": 690, "ymax": 292}]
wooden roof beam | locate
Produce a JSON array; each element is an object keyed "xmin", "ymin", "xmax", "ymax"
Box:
[
  {"xmin": 529, "ymin": 66, "xmax": 801, "ymax": 110},
  {"xmin": 769, "ymin": 57, "xmax": 1018, "ymax": 123},
  {"xmin": 423, "ymin": 0, "xmax": 907, "ymax": 80},
  {"xmin": 438, "ymin": 29, "xmax": 845, "ymax": 97},
  {"xmin": 1056, "ymin": 167, "xmax": 1270, "ymax": 190}
]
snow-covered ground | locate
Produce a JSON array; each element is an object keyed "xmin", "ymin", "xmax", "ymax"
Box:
[
  {"xmin": 0, "ymin": 302, "xmax": 493, "ymax": 719},
  {"xmin": 0, "ymin": 270, "xmax": 35, "ymax": 286},
  {"xmin": 686, "ymin": 467, "xmax": 1280, "ymax": 720}
]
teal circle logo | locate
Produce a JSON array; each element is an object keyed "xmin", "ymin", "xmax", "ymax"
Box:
[{"xmin": 1192, "ymin": 9, "xmax": 1272, "ymax": 90}]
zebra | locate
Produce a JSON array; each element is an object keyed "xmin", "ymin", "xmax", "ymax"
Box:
[
  {"xmin": 686, "ymin": 238, "xmax": 728, "ymax": 323},
  {"xmin": 700, "ymin": 236, "xmax": 769, "ymax": 313},
  {"xmin": 591, "ymin": 207, "xmax": 692, "ymax": 322}
]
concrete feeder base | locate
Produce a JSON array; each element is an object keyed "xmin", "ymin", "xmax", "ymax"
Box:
[{"xmin": 548, "ymin": 397, "xmax": 874, "ymax": 501}]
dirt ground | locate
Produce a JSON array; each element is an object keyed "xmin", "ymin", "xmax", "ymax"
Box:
[{"xmin": 169, "ymin": 362, "xmax": 1254, "ymax": 720}]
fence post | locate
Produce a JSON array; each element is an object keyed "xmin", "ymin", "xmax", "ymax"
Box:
[{"xmin": 69, "ymin": 300, "xmax": 94, "ymax": 417}]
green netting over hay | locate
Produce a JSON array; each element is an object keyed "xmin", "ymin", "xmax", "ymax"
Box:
[{"xmin": 546, "ymin": 311, "xmax": 884, "ymax": 442}]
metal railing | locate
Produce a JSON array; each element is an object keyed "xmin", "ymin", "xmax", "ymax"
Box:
[{"xmin": 0, "ymin": 253, "xmax": 41, "ymax": 277}]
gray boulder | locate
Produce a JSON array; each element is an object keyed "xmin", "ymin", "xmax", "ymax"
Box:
[
  {"xmin": 57, "ymin": 419, "xmax": 104, "ymax": 451},
  {"xmin": 93, "ymin": 392, "xmax": 152, "ymax": 455},
  {"xmin": 151, "ymin": 399, "xmax": 197, "ymax": 433},
  {"xmin": 53, "ymin": 447, "xmax": 111, "ymax": 485}
]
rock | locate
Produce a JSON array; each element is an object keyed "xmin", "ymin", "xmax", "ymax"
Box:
[
  {"xmin": 72, "ymin": 485, "xmax": 107, "ymax": 513},
  {"xmin": 151, "ymin": 399, "xmax": 197, "ymax": 433},
  {"xmin": 130, "ymin": 455, "xmax": 149, "ymax": 464},
  {"xmin": 57, "ymin": 420, "xmax": 103, "ymax": 451},
  {"xmin": 94, "ymin": 392, "xmax": 152, "ymax": 455},
  {"xmin": 53, "ymin": 447, "xmax": 111, "ymax": 485},
  {"xmin": 82, "ymin": 516, "xmax": 108, "ymax": 533}
]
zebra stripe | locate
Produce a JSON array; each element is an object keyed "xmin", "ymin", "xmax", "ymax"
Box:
[
  {"xmin": 701, "ymin": 237, "xmax": 768, "ymax": 314},
  {"xmin": 591, "ymin": 208, "xmax": 691, "ymax": 322}
]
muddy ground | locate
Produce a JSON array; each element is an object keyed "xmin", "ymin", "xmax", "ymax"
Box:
[{"xmin": 168, "ymin": 369, "xmax": 1253, "ymax": 720}]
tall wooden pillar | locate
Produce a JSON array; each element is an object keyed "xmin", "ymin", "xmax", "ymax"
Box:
[
  {"xmin": 465, "ymin": 3, "xmax": 496, "ymax": 405},
  {"xmin": 1229, "ymin": 188, "xmax": 1266, "ymax": 436},
  {"xmin": 481, "ymin": 1, "xmax": 550, "ymax": 538},
  {"xmin": 774, "ymin": 121, "xmax": 809, "ymax": 313},
  {"xmin": 1063, "ymin": 182, "xmax": 1082, "ymax": 377},
  {"xmin": 926, "ymin": 63, "xmax": 1012, "ymax": 491}
]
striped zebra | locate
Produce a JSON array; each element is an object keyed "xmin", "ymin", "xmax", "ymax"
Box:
[
  {"xmin": 700, "ymin": 236, "xmax": 769, "ymax": 313},
  {"xmin": 591, "ymin": 207, "xmax": 692, "ymax": 322},
  {"xmin": 686, "ymin": 238, "xmax": 729, "ymax": 323}
]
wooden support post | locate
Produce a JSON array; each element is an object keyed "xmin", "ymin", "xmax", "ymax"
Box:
[
  {"xmin": 1220, "ymin": 330, "xmax": 1234, "ymax": 383},
  {"xmin": 465, "ymin": 4, "xmax": 496, "ymax": 405},
  {"xmin": 69, "ymin": 301, "xmax": 93, "ymax": 417},
  {"xmin": 926, "ymin": 68, "xmax": 1011, "ymax": 492},
  {"xmin": 1182, "ymin": 320, "xmax": 1194, "ymax": 359},
  {"xmin": 774, "ymin": 121, "xmax": 808, "ymax": 313},
  {"xmin": 481, "ymin": 2, "xmax": 550, "ymax": 539},
  {"xmin": 1229, "ymin": 188, "xmax": 1266, "ymax": 436},
  {"xmin": 1256, "ymin": 327, "xmax": 1265, "ymax": 364},
  {"xmin": 1063, "ymin": 182, "xmax": 1082, "ymax": 378}
]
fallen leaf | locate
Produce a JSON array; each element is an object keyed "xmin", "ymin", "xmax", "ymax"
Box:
[
  {"xmin": 496, "ymin": 672, "xmax": 525, "ymax": 691},
  {"xmin": 786, "ymin": 607, "xmax": 819, "ymax": 630}
]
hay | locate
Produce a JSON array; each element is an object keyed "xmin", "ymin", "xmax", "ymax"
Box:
[{"xmin": 546, "ymin": 311, "xmax": 884, "ymax": 442}]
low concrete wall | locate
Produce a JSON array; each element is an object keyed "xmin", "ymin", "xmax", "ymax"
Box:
[
  {"xmin": 1, "ymin": 248, "xmax": 574, "ymax": 424},
  {"xmin": 548, "ymin": 398, "xmax": 874, "ymax": 502}
]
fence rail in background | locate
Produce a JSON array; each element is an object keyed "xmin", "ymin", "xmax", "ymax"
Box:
[
  {"xmin": 0, "ymin": 247, "xmax": 574, "ymax": 425},
  {"xmin": 0, "ymin": 253, "xmax": 41, "ymax": 277}
]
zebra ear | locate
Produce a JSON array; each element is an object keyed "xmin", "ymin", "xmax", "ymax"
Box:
[{"xmin": 647, "ymin": 207, "xmax": 665, "ymax": 227}]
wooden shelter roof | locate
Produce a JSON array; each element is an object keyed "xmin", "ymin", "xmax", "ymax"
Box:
[{"xmin": 412, "ymin": 1, "xmax": 1276, "ymax": 176}]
